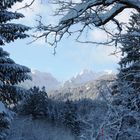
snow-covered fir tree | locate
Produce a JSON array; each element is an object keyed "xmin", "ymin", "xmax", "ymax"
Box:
[
  {"xmin": 118, "ymin": 13, "xmax": 140, "ymax": 93},
  {"xmin": 113, "ymin": 13, "xmax": 140, "ymax": 110},
  {"xmin": 63, "ymin": 100, "xmax": 80, "ymax": 136},
  {"xmin": 0, "ymin": 48, "xmax": 31, "ymax": 106},
  {"xmin": 0, "ymin": 0, "xmax": 31, "ymax": 105},
  {"xmin": 0, "ymin": 0, "xmax": 30, "ymax": 45},
  {"xmin": 20, "ymin": 86, "xmax": 48, "ymax": 118},
  {"xmin": 0, "ymin": 1, "xmax": 31, "ymax": 139},
  {"xmin": 103, "ymin": 13, "xmax": 140, "ymax": 140}
]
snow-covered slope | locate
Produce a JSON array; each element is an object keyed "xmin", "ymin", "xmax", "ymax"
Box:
[
  {"xmin": 49, "ymin": 74, "xmax": 115, "ymax": 101},
  {"xmin": 20, "ymin": 70, "xmax": 61, "ymax": 92}
]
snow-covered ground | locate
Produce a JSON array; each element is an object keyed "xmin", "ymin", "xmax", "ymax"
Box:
[{"xmin": 7, "ymin": 116, "xmax": 75, "ymax": 140}]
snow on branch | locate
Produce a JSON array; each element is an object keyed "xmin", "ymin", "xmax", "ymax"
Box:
[
  {"xmin": 17, "ymin": 0, "xmax": 35, "ymax": 10},
  {"xmin": 34, "ymin": 0, "xmax": 140, "ymax": 50}
]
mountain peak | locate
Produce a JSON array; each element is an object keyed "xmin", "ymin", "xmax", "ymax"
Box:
[
  {"xmin": 79, "ymin": 69, "xmax": 93, "ymax": 75},
  {"xmin": 64, "ymin": 69, "xmax": 114, "ymax": 88},
  {"xmin": 21, "ymin": 69, "xmax": 115, "ymax": 91},
  {"xmin": 20, "ymin": 70, "xmax": 60, "ymax": 92}
]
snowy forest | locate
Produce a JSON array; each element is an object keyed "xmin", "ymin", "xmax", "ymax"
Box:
[{"xmin": 0, "ymin": 0, "xmax": 140, "ymax": 140}]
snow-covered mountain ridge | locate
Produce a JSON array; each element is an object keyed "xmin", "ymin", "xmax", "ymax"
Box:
[
  {"xmin": 49, "ymin": 73, "xmax": 115, "ymax": 101},
  {"xmin": 20, "ymin": 69, "xmax": 115, "ymax": 92},
  {"xmin": 20, "ymin": 70, "xmax": 61, "ymax": 92},
  {"xmin": 63, "ymin": 69, "xmax": 114, "ymax": 88}
]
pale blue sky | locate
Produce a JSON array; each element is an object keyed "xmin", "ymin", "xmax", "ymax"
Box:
[{"xmin": 4, "ymin": 0, "xmax": 124, "ymax": 81}]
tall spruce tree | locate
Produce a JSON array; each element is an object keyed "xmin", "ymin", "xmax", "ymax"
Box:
[
  {"xmin": 0, "ymin": 47, "xmax": 31, "ymax": 105},
  {"xmin": 20, "ymin": 86, "xmax": 48, "ymax": 117},
  {"xmin": 118, "ymin": 13, "xmax": 140, "ymax": 94},
  {"xmin": 0, "ymin": 0, "xmax": 31, "ymax": 106},
  {"xmin": 63, "ymin": 100, "xmax": 80, "ymax": 136},
  {"xmin": 115, "ymin": 13, "xmax": 140, "ymax": 111},
  {"xmin": 103, "ymin": 13, "xmax": 140, "ymax": 140},
  {"xmin": 0, "ymin": 0, "xmax": 30, "ymax": 45},
  {"xmin": 0, "ymin": 1, "xmax": 31, "ymax": 139}
]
